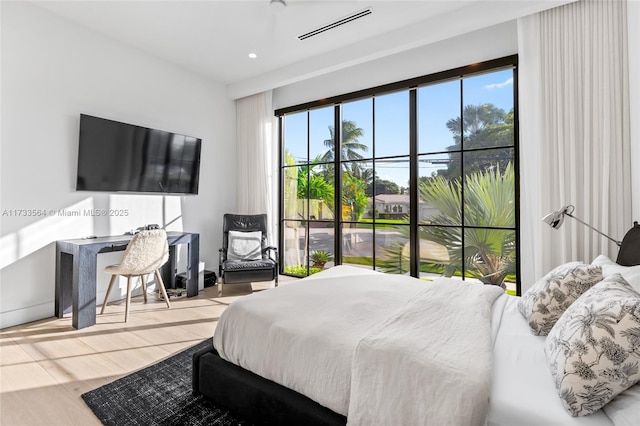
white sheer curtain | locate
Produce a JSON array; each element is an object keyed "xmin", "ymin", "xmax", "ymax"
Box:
[
  {"xmin": 235, "ymin": 91, "xmax": 277, "ymax": 243},
  {"xmin": 629, "ymin": 0, "xmax": 640, "ymax": 220},
  {"xmin": 518, "ymin": 0, "xmax": 632, "ymax": 289}
]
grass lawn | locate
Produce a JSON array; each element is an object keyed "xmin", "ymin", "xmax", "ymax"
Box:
[{"xmin": 352, "ymin": 219, "xmax": 409, "ymax": 230}]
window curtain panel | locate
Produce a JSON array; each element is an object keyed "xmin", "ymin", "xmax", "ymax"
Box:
[
  {"xmin": 518, "ymin": 0, "xmax": 632, "ymax": 289},
  {"xmin": 235, "ymin": 91, "xmax": 277, "ymax": 244},
  {"xmin": 629, "ymin": 0, "xmax": 640, "ymax": 220}
]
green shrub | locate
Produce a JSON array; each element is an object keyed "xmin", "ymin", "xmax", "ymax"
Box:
[
  {"xmin": 310, "ymin": 250, "xmax": 334, "ymax": 269},
  {"xmin": 284, "ymin": 265, "xmax": 323, "ymax": 277}
]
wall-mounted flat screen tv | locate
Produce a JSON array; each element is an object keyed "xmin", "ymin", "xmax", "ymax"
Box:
[{"xmin": 76, "ymin": 114, "xmax": 201, "ymax": 194}]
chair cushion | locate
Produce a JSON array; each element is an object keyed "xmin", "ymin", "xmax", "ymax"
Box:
[{"xmin": 223, "ymin": 259, "xmax": 275, "ymax": 271}]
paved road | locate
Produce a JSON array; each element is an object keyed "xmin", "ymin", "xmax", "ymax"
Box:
[{"xmin": 294, "ymin": 226, "xmax": 408, "ymax": 257}]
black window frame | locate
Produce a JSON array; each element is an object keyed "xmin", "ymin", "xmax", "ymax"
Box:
[{"xmin": 276, "ymin": 55, "xmax": 520, "ymax": 295}]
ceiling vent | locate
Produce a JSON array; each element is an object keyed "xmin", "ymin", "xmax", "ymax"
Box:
[{"xmin": 298, "ymin": 7, "xmax": 373, "ymax": 41}]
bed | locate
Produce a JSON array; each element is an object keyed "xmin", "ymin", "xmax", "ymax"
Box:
[{"xmin": 193, "ymin": 224, "xmax": 640, "ymax": 425}]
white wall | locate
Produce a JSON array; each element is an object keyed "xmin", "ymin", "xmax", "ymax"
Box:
[
  {"xmin": 0, "ymin": 1, "xmax": 236, "ymax": 328},
  {"xmin": 273, "ymin": 21, "xmax": 518, "ymax": 110}
]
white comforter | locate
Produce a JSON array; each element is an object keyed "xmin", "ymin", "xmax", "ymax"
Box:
[
  {"xmin": 213, "ymin": 266, "xmax": 502, "ymax": 423},
  {"xmin": 347, "ymin": 278, "xmax": 503, "ymax": 425},
  {"xmin": 214, "ymin": 267, "xmax": 425, "ymax": 415}
]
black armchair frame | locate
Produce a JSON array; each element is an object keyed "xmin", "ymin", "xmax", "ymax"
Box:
[{"xmin": 218, "ymin": 213, "xmax": 278, "ymax": 296}]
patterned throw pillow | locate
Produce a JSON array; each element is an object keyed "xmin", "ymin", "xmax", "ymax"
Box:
[
  {"xmin": 518, "ymin": 262, "xmax": 603, "ymax": 335},
  {"xmin": 544, "ymin": 274, "xmax": 640, "ymax": 417}
]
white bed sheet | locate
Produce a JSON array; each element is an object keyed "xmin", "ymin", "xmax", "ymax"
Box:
[{"xmin": 488, "ymin": 295, "xmax": 613, "ymax": 426}]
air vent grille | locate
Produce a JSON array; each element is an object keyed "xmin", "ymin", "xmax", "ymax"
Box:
[{"xmin": 298, "ymin": 7, "xmax": 373, "ymax": 41}]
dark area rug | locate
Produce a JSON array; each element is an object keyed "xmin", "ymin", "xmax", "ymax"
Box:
[{"xmin": 81, "ymin": 340, "xmax": 247, "ymax": 426}]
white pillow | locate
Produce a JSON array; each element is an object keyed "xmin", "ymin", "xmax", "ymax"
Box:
[
  {"xmin": 592, "ymin": 254, "xmax": 640, "ymax": 292},
  {"xmin": 517, "ymin": 262, "xmax": 603, "ymax": 335},
  {"xmin": 544, "ymin": 274, "xmax": 640, "ymax": 417},
  {"xmin": 603, "ymin": 384, "xmax": 640, "ymax": 426},
  {"xmin": 227, "ymin": 230, "xmax": 262, "ymax": 261}
]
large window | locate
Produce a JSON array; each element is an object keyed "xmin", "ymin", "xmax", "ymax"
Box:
[{"xmin": 278, "ymin": 57, "xmax": 519, "ymax": 294}]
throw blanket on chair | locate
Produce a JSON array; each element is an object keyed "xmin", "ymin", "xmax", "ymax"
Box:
[{"xmin": 347, "ymin": 279, "xmax": 504, "ymax": 425}]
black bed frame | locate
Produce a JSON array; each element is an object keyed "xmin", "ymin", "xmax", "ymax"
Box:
[{"xmin": 192, "ymin": 341, "xmax": 346, "ymax": 426}]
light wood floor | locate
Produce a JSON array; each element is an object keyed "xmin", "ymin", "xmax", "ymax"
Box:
[{"xmin": 0, "ymin": 279, "xmax": 291, "ymax": 425}]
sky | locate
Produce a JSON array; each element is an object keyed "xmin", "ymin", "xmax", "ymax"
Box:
[{"xmin": 284, "ymin": 68, "xmax": 514, "ymax": 186}]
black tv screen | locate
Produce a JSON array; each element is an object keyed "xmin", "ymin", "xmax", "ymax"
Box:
[{"xmin": 76, "ymin": 114, "xmax": 201, "ymax": 194}]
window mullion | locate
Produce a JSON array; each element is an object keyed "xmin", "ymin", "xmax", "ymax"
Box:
[
  {"xmin": 459, "ymin": 78, "xmax": 466, "ymax": 281},
  {"xmin": 334, "ymin": 104, "xmax": 342, "ymax": 266},
  {"xmin": 371, "ymin": 97, "xmax": 376, "ymax": 269},
  {"xmin": 409, "ymin": 88, "xmax": 419, "ymax": 277},
  {"xmin": 306, "ymin": 111, "xmax": 311, "ymax": 275},
  {"xmin": 278, "ymin": 115, "xmax": 284, "ymax": 276}
]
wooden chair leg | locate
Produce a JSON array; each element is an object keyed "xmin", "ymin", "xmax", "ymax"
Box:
[
  {"xmin": 124, "ymin": 276, "xmax": 133, "ymax": 322},
  {"xmin": 154, "ymin": 270, "xmax": 171, "ymax": 309},
  {"xmin": 218, "ymin": 280, "xmax": 223, "ymax": 297},
  {"xmin": 140, "ymin": 274, "xmax": 148, "ymax": 303},
  {"xmin": 101, "ymin": 274, "xmax": 118, "ymax": 314}
]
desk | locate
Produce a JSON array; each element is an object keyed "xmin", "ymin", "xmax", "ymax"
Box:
[{"xmin": 55, "ymin": 231, "xmax": 199, "ymax": 329}]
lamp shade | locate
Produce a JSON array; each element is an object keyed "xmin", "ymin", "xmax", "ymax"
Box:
[{"xmin": 542, "ymin": 205, "xmax": 571, "ymax": 229}]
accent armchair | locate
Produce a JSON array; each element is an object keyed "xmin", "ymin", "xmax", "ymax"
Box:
[{"xmin": 218, "ymin": 213, "xmax": 278, "ymax": 296}]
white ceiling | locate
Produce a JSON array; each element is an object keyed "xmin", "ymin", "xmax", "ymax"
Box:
[{"xmin": 32, "ymin": 0, "xmax": 575, "ymax": 99}]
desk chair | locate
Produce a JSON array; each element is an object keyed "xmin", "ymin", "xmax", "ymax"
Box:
[{"xmin": 100, "ymin": 229, "xmax": 171, "ymax": 322}]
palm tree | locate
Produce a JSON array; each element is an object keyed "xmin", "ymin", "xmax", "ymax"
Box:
[
  {"xmin": 377, "ymin": 240, "xmax": 411, "ymax": 275},
  {"xmin": 419, "ymin": 163, "xmax": 516, "ymax": 287},
  {"xmin": 320, "ymin": 120, "xmax": 367, "ymax": 166},
  {"xmin": 377, "ymin": 163, "xmax": 516, "ymax": 285}
]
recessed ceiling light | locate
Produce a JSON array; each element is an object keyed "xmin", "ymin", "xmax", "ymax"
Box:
[{"xmin": 248, "ymin": 53, "xmax": 257, "ymax": 59}]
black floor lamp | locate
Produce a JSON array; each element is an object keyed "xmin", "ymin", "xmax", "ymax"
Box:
[{"xmin": 542, "ymin": 205, "xmax": 622, "ymax": 247}]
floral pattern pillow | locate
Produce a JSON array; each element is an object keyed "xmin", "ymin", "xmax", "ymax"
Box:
[
  {"xmin": 518, "ymin": 262, "xmax": 603, "ymax": 335},
  {"xmin": 544, "ymin": 274, "xmax": 640, "ymax": 416}
]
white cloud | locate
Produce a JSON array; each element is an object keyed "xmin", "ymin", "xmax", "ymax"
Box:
[{"xmin": 485, "ymin": 77, "xmax": 513, "ymax": 90}]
